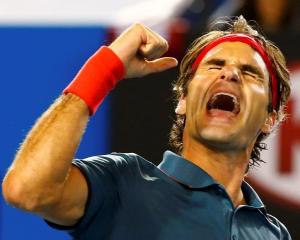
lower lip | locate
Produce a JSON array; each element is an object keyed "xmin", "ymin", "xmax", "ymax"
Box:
[{"xmin": 206, "ymin": 109, "xmax": 239, "ymax": 123}]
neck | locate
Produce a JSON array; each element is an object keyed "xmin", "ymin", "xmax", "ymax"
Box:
[{"xmin": 182, "ymin": 137, "xmax": 251, "ymax": 207}]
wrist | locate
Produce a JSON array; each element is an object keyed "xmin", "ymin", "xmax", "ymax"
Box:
[{"xmin": 63, "ymin": 46, "xmax": 125, "ymax": 115}]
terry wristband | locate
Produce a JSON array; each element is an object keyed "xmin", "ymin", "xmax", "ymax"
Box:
[{"xmin": 63, "ymin": 46, "xmax": 125, "ymax": 115}]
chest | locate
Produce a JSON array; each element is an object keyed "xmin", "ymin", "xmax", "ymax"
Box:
[{"xmin": 110, "ymin": 180, "xmax": 281, "ymax": 240}]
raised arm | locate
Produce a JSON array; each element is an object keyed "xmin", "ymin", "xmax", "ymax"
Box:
[{"xmin": 2, "ymin": 23, "xmax": 177, "ymax": 226}]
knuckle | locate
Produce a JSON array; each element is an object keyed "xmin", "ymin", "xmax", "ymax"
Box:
[
  {"xmin": 133, "ymin": 22, "xmax": 144, "ymax": 30},
  {"xmin": 157, "ymin": 39, "xmax": 168, "ymax": 53},
  {"xmin": 154, "ymin": 38, "xmax": 161, "ymax": 46},
  {"xmin": 163, "ymin": 39, "xmax": 169, "ymax": 50},
  {"xmin": 156, "ymin": 36, "xmax": 167, "ymax": 48}
]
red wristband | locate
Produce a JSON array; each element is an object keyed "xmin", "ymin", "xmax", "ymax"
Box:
[{"xmin": 63, "ymin": 46, "xmax": 125, "ymax": 115}]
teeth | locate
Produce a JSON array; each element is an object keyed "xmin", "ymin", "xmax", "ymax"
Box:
[
  {"xmin": 209, "ymin": 92, "xmax": 240, "ymax": 114},
  {"xmin": 212, "ymin": 92, "xmax": 237, "ymax": 102}
]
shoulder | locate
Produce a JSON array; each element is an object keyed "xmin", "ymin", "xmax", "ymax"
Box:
[
  {"xmin": 74, "ymin": 152, "xmax": 154, "ymax": 166},
  {"xmin": 72, "ymin": 152, "xmax": 157, "ymax": 177}
]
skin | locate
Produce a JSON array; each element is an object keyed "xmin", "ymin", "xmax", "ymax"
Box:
[
  {"xmin": 2, "ymin": 24, "xmax": 275, "ymax": 226},
  {"xmin": 177, "ymin": 42, "xmax": 276, "ymax": 206},
  {"xmin": 2, "ymin": 23, "xmax": 177, "ymax": 226}
]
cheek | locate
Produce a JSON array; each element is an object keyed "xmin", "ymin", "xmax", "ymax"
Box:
[
  {"xmin": 248, "ymin": 83, "xmax": 270, "ymax": 106},
  {"xmin": 189, "ymin": 73, "xmax": 214, "ymax": 93},
  {"xmin": 250, "ymin": 83, "xmax": 267, "ymax": 95},
  {"xmin": 187, "ymin": 75, "xmax": 211, "ymax": 111},
  {"xmin": 245, "ymin": 83, "xmax": 269, "ymax": 130}
]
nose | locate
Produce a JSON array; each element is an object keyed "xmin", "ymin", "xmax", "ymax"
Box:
[{"xmin": 219, "ymin": 66, "xmax": 240, "ymax": 83}]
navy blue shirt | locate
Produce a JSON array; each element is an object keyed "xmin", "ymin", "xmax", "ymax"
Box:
[{"xmin": 50, "ymin": 151, "xmax": 291, "ymax": 240}]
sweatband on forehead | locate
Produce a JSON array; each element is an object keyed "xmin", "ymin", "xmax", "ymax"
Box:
[{"xmin": 191, "ymin": 33, "xmax": 278, "ymax": 110}]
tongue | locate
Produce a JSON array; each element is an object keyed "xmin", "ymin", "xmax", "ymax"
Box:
[
  {"xmin": 208, "ymin": 94, "xmax": 235, "ymax": 112},
  {"xmin": 207, "ymin": 109, "xmax": 236, "ymax": 118},
  {"xmin": 207, "ymin": 93, "xmax": 240, "ymax": 116}
]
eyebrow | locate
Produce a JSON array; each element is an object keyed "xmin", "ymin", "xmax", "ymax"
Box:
[
  {"xmin": 204, "ymin": 58, "xmax": 264, "ymax": 78},
  {"xmin": 204, "ymin": 58, "xmax": 225, "ymax": 66},
  {"xmin": 240, "ymin": 64, "xmax": 263, "ymax": 78}
]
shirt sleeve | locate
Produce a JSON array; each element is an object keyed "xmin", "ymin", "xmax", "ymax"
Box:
[{"xmin": 46, "ymin": 153, "xmax": 136, "ymax": 239}]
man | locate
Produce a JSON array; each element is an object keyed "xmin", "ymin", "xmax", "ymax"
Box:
[{"xmin": 2, "ymin": 16, "xmax": 291, "ymax": 239}]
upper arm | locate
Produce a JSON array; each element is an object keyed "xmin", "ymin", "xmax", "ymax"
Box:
[
  {"xmin": 41, "ymin": 154, "xmax": 133, "ymax": 229},
  {"xmin": 41, "ymin": 165, "xmax": 88, "ymax": 226}
]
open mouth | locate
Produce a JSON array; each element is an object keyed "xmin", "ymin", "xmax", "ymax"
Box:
[{"xmin": 207, "ymin": 93, "xmax": 240, "ymax": 115}]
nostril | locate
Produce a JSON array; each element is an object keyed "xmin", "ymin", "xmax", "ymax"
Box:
[
  {"xmin": 219, "ymin": 71, "xmax": 240, "ymax": 82},
  {"xmin": 231, "ymin": 77, "xmax": 238, "ymax": 82}
]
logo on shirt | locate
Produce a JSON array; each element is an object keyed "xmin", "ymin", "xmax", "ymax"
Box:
[{"xmin": 249, "ymin": 64, "xmax": 300, "ymax": 210}]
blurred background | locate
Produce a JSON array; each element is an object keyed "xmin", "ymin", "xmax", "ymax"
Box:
[{"xmin": 0, "ymin": 0, "xmax": 300, "ymax": 239}]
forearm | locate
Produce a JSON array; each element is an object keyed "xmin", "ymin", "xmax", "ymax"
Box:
[
  {"xmin": 2, "ymin": 46, "xmax": 123, "ymax": 213},
  {"xmin": 2, "ymin": 23, "xmax": 177, "ymax": 222},
  {"xmin": 2, "ymin": 93, "xmax": 89, "ymax": 211}
]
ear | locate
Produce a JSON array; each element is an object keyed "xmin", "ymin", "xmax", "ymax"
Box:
[
  {"xmin": 261, "ymin": 111, "xmax": 277, "ymax": 134},
  {"xmin": 175, "ymin": 96, "xmax": 186, "ymax": 115}
]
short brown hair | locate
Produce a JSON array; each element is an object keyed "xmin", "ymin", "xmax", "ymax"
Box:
[{"xmin": 169, "ymin": 16, "xmax": 291, "ymax": 167}]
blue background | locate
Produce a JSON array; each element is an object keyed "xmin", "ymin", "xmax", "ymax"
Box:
[{"xmin": 0, "ymin": 26, "xmax": 110, "ymax": 240}]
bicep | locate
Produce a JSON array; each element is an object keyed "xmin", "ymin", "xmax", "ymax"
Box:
[{"xmin": 41, "ymin": 165, "xmax": 88, "ymax": 226}]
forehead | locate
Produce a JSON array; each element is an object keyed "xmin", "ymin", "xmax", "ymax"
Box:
[{"xmin": 201, "ymin": 41, "xmax": 267, "ymax": 71}]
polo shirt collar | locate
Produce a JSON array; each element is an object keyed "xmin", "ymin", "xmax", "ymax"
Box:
[
  {"xmin": 158, "ymin": 150, "xmax": 217, "ymax": 188},
  {"xmin": 158, "ymin": 150, "xmax": 265, "ymax": 210},
  {"xmin": 241, "ymin": 181, "xmax": 265, "ymax": 209}
]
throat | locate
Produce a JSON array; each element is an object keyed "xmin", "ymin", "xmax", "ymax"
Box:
[{"xmin": 182, "ymin": 136, "xmax": 249, "ymax": 207}]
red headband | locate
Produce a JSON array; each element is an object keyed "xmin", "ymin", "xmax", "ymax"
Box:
[{"xmin": 191, "ymin": 34, "xmax": 278, "ymax": 110}]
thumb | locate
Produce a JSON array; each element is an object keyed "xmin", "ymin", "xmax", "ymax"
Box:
[{"xmin": 143, "ymin": 57, "xmax": 178, "ymax": 75}]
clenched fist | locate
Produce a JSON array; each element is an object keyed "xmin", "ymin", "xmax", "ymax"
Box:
[{"xmin": 109, "ymin": 23, "xmax": 178, "ymax": 78}]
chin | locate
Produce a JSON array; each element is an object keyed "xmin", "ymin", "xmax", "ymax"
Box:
[{"xmin": 197, "ymin": 127, "xmax": 246, "ymax": 151}]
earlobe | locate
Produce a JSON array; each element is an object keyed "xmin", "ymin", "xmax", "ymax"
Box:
[
  {"xmin": 261, "ymin": 111, "xmax": 277, "ymax": 134},
  {"xmin": 175, "ymin": 97, "xmax": 186, "ymax": 115}
]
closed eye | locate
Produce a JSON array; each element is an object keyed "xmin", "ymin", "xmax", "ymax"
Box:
[
  {"xmin": 204, "ymin": 59, "xmax": 225, "ymax": 71},
  {"xmin": 241, "ymin": 64, "xmax": 263, "ymax": 79},
  {"xmin": 242, "ymin": 70, "xmax": 256, "ymax": 78},
  {"xmin": 243, "ymin": 70, "xmax": 265, "ymax": 83},
  {"xmin": 208, "ymin": 66, "xmax": 222, "ymax": 70}
]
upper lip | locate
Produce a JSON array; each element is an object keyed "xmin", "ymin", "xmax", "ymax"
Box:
[
  {"xmin": 208, "ymin": 86, "xmax": 241, "ymax": 102},
  {"xmin": 206, "ymin": 85, "xmax": 242, "ymax": 113}
]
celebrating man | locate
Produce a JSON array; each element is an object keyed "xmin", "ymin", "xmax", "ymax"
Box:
[{"xmin": 2, "ymin": 16, "xmax": 291, "ymax": 239}]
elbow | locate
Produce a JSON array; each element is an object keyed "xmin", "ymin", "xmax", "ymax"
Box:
[
  {"xmin": 2, "ymin": 174, "xmax": 58, "ymax": 212},
  {"xmin": 2, "ymin": 174, "xmax": 17, "ymax": 205},
  {"xmin": 2, "ymin": 175, "xmax": 37, "ymax": 211}
]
